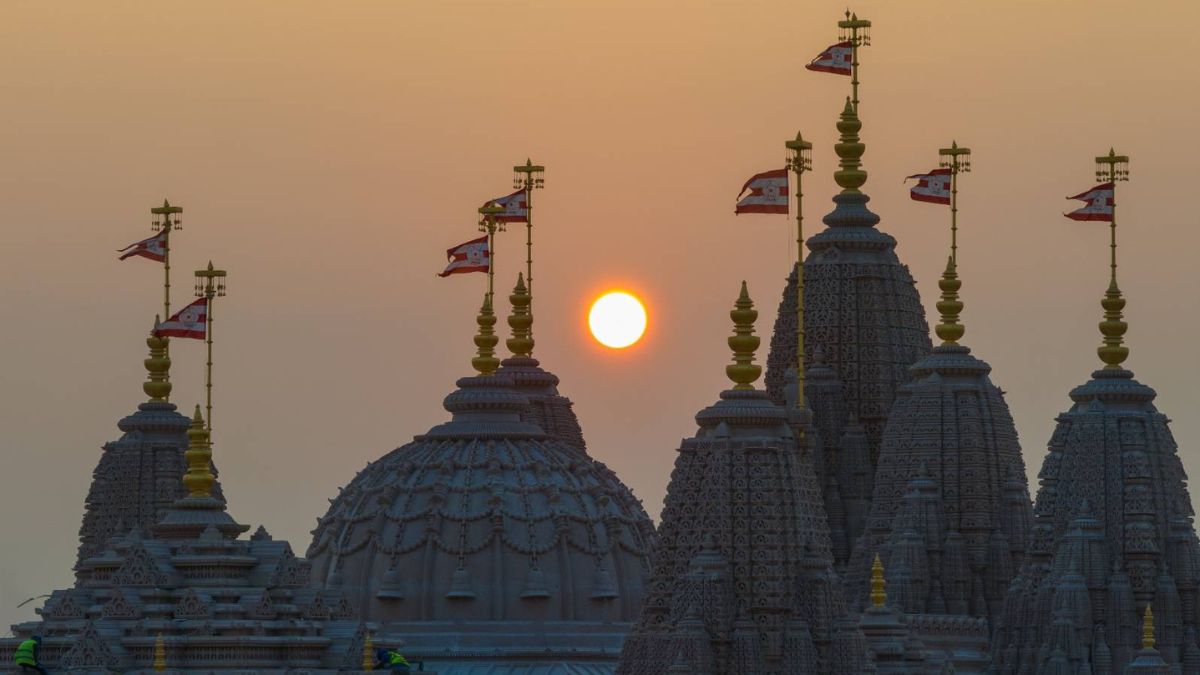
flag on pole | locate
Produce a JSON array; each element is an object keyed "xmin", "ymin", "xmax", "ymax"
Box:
[
  {"xmin": 905, "ymin": 169, "xmax": 952, "ymax": 205},
  {"xmin": 117, "ymin": 230, "xmax": 168, "ymax": 262},
  {"xmin": 155, "ymin": 297, "xmax": 208, "ymax": 340},
  {"xmin": 438, "ymin": 235, "xmax": 490, "ymax": 277},
  {"xmin": 485, "ymin": 190, "xmax": 529, "ymax": 223},
  {"xmin": 805, "ymin": 41, "xmax": 853, "ymax": 76},
  {"xmin": 735, "ymin": 169, "xmax": 789, "ymax": 214},
  {"xmin": 1064, "ymin": 183, "xmax": 1115, "ymax": 221}
]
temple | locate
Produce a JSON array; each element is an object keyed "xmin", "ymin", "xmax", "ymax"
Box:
[
  {"xmin": 0, "ymin": 334, "xmax": 364, "ymax": 673},
  {"xmin": 306, "ymin": 282, "xmax": 656, "ymax": 673}
]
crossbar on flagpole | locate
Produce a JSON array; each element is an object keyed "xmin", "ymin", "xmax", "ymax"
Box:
[
  {"xmin": 838, "ymin": 11, "xmax": 871, "ymax": 113},
  {"xmin": 938, "ymin": 142, "xmax": 972, "ymax": 265},
  {"xmin": 478, "ymin": 203, "xmax": 506, "ymax": 305}
]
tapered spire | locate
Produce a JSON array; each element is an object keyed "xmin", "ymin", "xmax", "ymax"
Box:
[
  {"xmin": 870, "ymin": 553, "xmax": 887, "ymax": 607},
  {"xmin": 506, "ymin": 274, "xmax": 534, "ymax": 358},
  {"xmin": 833, "ymin": 97, "xmax": 867, "ymax": 194},
  {"xmin": 472, "ymin": 294, "xmax": 500, "ymax": 376},
  {"xmin": 934, "ymin": 257, "xmax": 964, "ymax": 345},
  {"xmin": 1142, "ymin": 605, "xmax": 1156, "ymax": 649},
  {"xmin": 143, "ymin": 318, "xmax": 172, "ymax": 402},
  {"xmin": 1098, "ymin": 278, "xmax": 1129, "ymax": 369},
  {"xmin": 183, "ymin": 406, "xmax": 215, "ymax": 499},
  {"xmin": 726, "ymin": 281, "xmax": 762, "ymax": 390}
]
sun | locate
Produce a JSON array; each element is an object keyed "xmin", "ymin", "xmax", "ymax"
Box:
[{"xmin": 588, "ymin": 291, "xmax": 647, "ymax": 349}]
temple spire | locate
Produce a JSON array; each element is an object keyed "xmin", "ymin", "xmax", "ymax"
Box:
[
  {"xmin": 1092, "ymin": 148, "xmax": 1131, "ymax": 370},
  {"xmin": 472, "ymin": 294, "xmax": 500, "ymax": 376},
  {"xmin": 836, "ymin": 10, "xmax": 871, "ymax": 112},
  {"xmin": 144, "ymin": 318, "xmax": 172, "ymax": 402},
  {"xmin": 182, "ymin": 406, "xmax": 215, "ymax": 499},
  {"xmin": 870, "ymin": 553, "xmax": 887, "ymax": 607},
  {"xmin": 726, "ymin": 281, "xmax": 762, "ymax": 390},
  {"xmin": 512, "ymin": 158, "xmax": 545, "ymax": 335},
  {"xmin": 833, "ymin": 98, "xmax": 867, "ymax": 194},
  {"xmin": 506, "ymin": 274, "xmax": 534, "ymax": 358},
  {"xmin": 934, "ymin": 257, "xmax": 964, "ymax": 345},
  {"xmin": 1143, "ymin": 605, "xmax": 1156, "ymax": 649}
]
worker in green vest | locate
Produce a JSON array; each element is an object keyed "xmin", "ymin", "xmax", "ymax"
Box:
[
  {"xmin": 374, "ymin": 646, "xmax": 411, "ymax": 674},
  {"xmin": 13, "ymin": 635, "xmax": 47, "ymax": 675}
]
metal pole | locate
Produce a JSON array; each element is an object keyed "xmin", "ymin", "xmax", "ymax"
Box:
[
  {"xmin": 795, "ymin": 167, "xmax": 806, "ymax": 410},
  {"xmin": 950, "ymin": 161, "xmax": 958, "ymax": 265},
  {"xmin": 205, "ymin": 293, "xmax": 214, "ymax": 434}
]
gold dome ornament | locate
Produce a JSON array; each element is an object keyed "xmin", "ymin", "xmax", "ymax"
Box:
[{"xmin": 726, "ymin": 281, "xmax": 762, "ymax": 390}]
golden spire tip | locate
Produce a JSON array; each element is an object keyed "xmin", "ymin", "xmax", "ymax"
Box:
[
  {"xmin": 506, "ymin": 273, "xmax": 534, "ymax": 358},
  {"xmin": 472, "ymin": 294, "xmax": 501, "ymax": 376},
  {"xmin": 870, "ymin": 553, "xmax": 886, "ymax": 607},
  {"xmin": 183, "ymin": 406, "xmax": 215, "ymax": 498},
  {"xmin": 833, "ymin": 98, "xmax": 867, "ymax": 193},
  {"xmin": 1097, "ymin": 278, "xmax": 1129, "ymax": 369},
  {"xmin": 934, "ymin": 256, "xmax": 964, "ymax": 345},
  {"xmin": 144, "ymin": 321, "xmax": 172, "ymax": 402},
  {"xmin": 1143, "ymin": 605, "xmax": 1156, "ymax": 649},
  {"xmin": 725, "ymin": 281, "xmax": 762, "ymax": 390}
]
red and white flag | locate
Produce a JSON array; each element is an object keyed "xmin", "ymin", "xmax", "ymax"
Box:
[
  {"xmin": 905, "ymin": 169, "xmax": 951, "ymax": 205},
  {"xmin": 117, "ymin": 230, "xmax": 168, "ymax": 262},
  {"xmin": 438, "ymin": 235, "xmax": 490, "ymax": 277},
  {"xmin": 806, "ymin": 41, "xmax": 853, "ymax": 76},
  {"xmin": 1064, "ymin": 183, "xmax": 1115, "ymax": 221},
  {"xmin": 155, "ymin": 298, "xmax": 208, "ymax": 340},
  {"xmin": 486, "ymin": 190, "xmax": 529, "ymax": 224},
  {"xmin": 735, "ymin": 169, "xmax": 789, "ymax": 215}
]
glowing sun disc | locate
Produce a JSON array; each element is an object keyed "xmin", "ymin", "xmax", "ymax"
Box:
[{"xmin": 589, "ymin": 292, "xmax": 647, "ymax": 349}]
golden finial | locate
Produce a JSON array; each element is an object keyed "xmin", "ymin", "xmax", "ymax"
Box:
[
  {"xmin": 833, "ymin": 97, "xmax": 867, "ymax": 193},
  {"xmin": 935, "ymin": 257, "xmax": 965, "ymax": 345},
  {"xmin": 153, "ymin": 633, "xmax": 166, "ymax": 672},
  {"xmin": 182, "ymin": 405, "xmax": 215, "ymax": 499},
  {"xmin": 144, "ymin": 317, "xmax": 172, "ymax": 402},
  {"xmin": 1098, "ymin": 278, "xmax": 1129, "ymax": 369},
  {"xmin": 870, "ymin": 553, "xmax": 887, "ymax": 607},
  {"xmin": 472, "ymin": 295, "xmax": 501, "ymax": 376},
  {"xmin": 725, "ymin": 281, "xmax": 762, "ymax": 390},
  {"xmin": 363, "ymin": 631, "xmax": 375, "ymax": 671},
  {"xmin": 1142, "ymin": 605, "xmax": 1156, "ymax": 649},
  {"xmin": 506, "ymin": 274, "xmax": 534, "ymax": 358}
]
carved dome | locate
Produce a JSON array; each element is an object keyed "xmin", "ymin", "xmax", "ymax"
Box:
[{"xmin": 307, "ymin": 370, "xmax": 655, "ymax": 668}]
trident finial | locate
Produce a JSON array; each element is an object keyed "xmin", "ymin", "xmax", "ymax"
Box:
[
  {"xmin": 473, "ymin": 294, "xmax": 501, "ymax": 376},
  {"xmin": 833, "ymin": 98, "xmax": 866, "ymax": 194},
  {"xmin": 144, "ymin": 317, "xmax": 172, "ymax": 402},
  {"xmin": 1143, "ymin": 605, "xmax": 1156, "ymax": 649},
  {"xmin": 183, "ymin": 406, "xmax": 215, "ymax": 499},
  {"xmin": 506, "ymin": 274, "xmax": 534, "ymax": 358},
  {"xmin": 726, "ymin": 282, "xmax": 762, "ymax": 390},
  {"xmin": 935, "ymin": 257, "xmax": 965, "ymax": 345},
  {"xmin": 870, "ymin": 553, "xmax": 886, "ymax": 607}
]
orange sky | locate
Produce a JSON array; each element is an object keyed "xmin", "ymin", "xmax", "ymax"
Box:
[{"xmin": 2, "ymin": 0, "xmax": 1198, "ymax": 631}]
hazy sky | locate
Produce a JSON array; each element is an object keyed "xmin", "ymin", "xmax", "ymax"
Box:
[{"xmin": 2, "ymin": 1, "xmax": 1198, "ymax": 632}]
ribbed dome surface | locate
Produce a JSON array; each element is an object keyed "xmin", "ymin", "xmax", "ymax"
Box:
[{"xmin": 307, "ymin": 372, "xmax": 654, "ymax": 669}]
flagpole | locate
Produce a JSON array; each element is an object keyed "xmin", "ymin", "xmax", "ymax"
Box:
[
  {"xmin": 786, "ymin": 133, "xmax": 813, "ymax": 410},
  {"xmin": 838, "ymin": 11, "xmax": 871, "ymax": 112},
  {"xmin": 195, "ymin": 262, "xmax": 227, "ymax": 435},
  {"xmin": 1096, "ymin": 148, "xmax": 1128, "ymax": 284},
  {"xmin": 939, "ymin": 142, "xmax": 971, "ymax": 265},
  {"xmin": 150, "ymin": 200, "xmax": 182, "ymax": 398},
  {"xmin": 513, "ymin": 159, "xmax": 545, "ymax": 334},
  {"xmin": 478, "ymin": 203, "xmax": 506, "ymax": 305}
]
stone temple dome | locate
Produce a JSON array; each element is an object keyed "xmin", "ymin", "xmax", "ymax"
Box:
[{"xmin": 307, "ymin": 287, "xmax": 655, "ymax": 673}]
